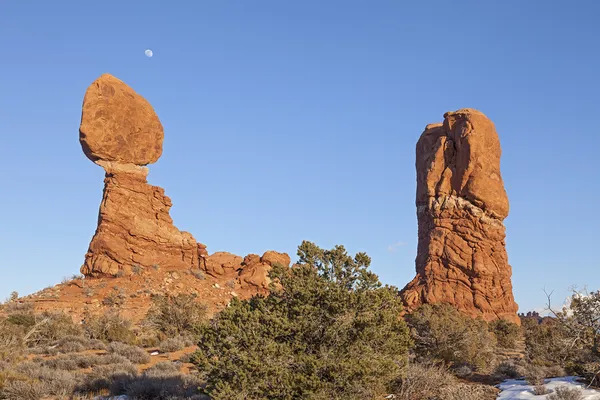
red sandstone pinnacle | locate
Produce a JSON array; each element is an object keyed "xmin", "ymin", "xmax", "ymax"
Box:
[{"xmin": 400, "ymin": 109, "xmax": 519, "ymax": 325}]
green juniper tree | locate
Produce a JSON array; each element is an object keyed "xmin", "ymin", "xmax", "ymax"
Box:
[{"xmin": 193, "ymin": 241, "xmax": 412, "ymax": 400}]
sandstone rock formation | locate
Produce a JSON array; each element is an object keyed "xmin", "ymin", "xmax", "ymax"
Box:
[
  {"xmin": 203, "ymin": 251, "xmax": 291, "ymax": 291},
  {"xmin": 80, "ymin": 74, "xmax": 290, "ymax": 288},
  {"xmin": 80, "ymin": 74, "xmax": 201, "ymax": 277},
  {"xmin": 400, "ymin": 109, "xmax": 519, "ymax": 324}
]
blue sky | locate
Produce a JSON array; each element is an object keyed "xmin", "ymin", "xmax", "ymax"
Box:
[{"xmin": 1, "ymin": 1, "xmax": 598, "ymax": 313}]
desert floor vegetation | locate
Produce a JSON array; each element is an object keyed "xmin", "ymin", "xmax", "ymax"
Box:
[{"xmin": 0, "ymin": 243, "xmax": 598, "ymax": 399}]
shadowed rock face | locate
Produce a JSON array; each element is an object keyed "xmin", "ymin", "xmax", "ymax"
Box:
[
  {"xmin": 79, "ymin": 74, "xmax": 289, "ymax": 289},
  {"xmin": 401, "ymin": 109, "xmax": 519, "ymax": 324}
]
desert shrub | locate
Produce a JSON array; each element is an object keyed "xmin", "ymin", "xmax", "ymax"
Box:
[
  {"xmin": 534, "ymin": 385, "xmax": 550, "ymax": 395},
  {"xmin": 548, "ymin": 386, "xmax": 584, "ymax": 400},
  {"xmin": 28, "ymin": 311, "xmax": 82, "ymax": 346},
  {"xmin": 452, "ymin": 364, "xmax": 473, "ymax": 378},
  {"xmin": 494, "ymin": 360, "xmax": 523, "ymax": 379},
  {"xmin": 2, "ymin": 310, "xmax": 82, "ymax": 350},
  {"xmin": 394, "ymin": 361, "xmax": 456, "ymax": 400},
  {"xmin": 39, "ymin": 353, "xmax": 127, "ymax": 371},
  {"xmin": 56, "ymin": 335, "xmax": 106, "ymax": 352},
  {"xmin": 144, "ymin": 361, "xmax": 180, "ymax": 375},
  {"xmin": 437, "ymin": 382, "xmax": 499, "ymax": 400},
  {"xmin": 1, "ymin": 301, "xmax": 32, "ymax": 315},
  {"xmin": 191, "ymin": 269, "xmax": 205, "ymax": 280},
  {"xmin": 79, "ymin": 361, "xmax": 138, "ymax": 394},
  {"xmin": 2, "ymin": 362, "xmax": 81, "ymax": 398},
  {"xmin": 406, "ymin": 303, "xmax": 497, "ymax": 371},
  {"xmin": 193, "ymin": 241, "xmax": 412, "ymax": 400},
  {"xmin": 122, "ymin": 368, "xmax": 204, "ymax": 399},
  {"xmin": 0, "ymin": 320, "xmax": 26, "ymax": 361},
  {"xmin": 0, "ymin": 380, "xmax": 49, "ymax": 400},
  {"xmin": 107, "ymin": 342, "xmax": 150, "ymax": 364},
  {"xmin": 524, "ymin": 290, "xmax": 600, "ymax": 376},
  {"xmin": 547, "ymin": 365, "xmax": 567, "ymax": 378},
  {"xmin": 489, "ymin": 319, "xmax": 521, "ymax": 349},
  {"xmin": 159, "ymin": 336, "xmax": 186, "ymax": 353},
  {"xmin": 82, "ymin": 311, "xmax": 136, "ymax": 344},
  {"xmin": 522, "ymin": 317, "xmax": 578, "ymax": 366},
  {"xmin": 524, "ymin": 364, "xmax": 547, "ymax": 389},
  {"xmin": 144, "ymin": 294, "xmax": 207, "ymax": 338}
]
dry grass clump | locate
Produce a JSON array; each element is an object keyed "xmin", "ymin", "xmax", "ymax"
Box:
[
  {"xmin": 394, "ymin": 361, "xmax": 499, "ymax": 400},
  {"xmin": 548, "ymin": 386, "xmax": 584, "ymax": 400},
  {"xmin": 107, "ymin": 342, "xmax": 150, "ymax": 364}
]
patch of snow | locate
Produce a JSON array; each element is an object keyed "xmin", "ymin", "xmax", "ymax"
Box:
[{"xmin": 498, "ymin": 376, "xmax": 600, "ymax": 399}]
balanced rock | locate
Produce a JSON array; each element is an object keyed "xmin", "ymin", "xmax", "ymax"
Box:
[
  {"xmin": 400, "ymin": 109, "xmax": 519, "ymax": 324},
  {"xmin": 79, "ymin": 74, "xmax": 163, "ymax": 165},
  {"xmin": 80, "ymin": 74, "xmax": 201, "ymax": 277}
]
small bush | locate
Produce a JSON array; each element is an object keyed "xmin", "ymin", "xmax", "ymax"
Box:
[
  {"xmin": 407, "ymin": 303, "xmax": 497, "ymax": 371},
  {"xmin": 144, "ymin": 294, "xmax": 207, "ymax": 338},
  {"xmin": 7, "ymin": 362, "xmax": 80, "ymax": 398},
  {"xmin": 191, "ymin": 269, "xmax": 205, "ymax": 280},
  {"xmin": 489, "ymin": 319, "xmax": 521, "ymax": 349},
  {"xmin": 159, "ymin": 336, "xmax": 186, "ymax": 353},
  {"xmin": 522, "ymin": 317, "xmax": 580, "ymax": 366},
  {"xmin": 525, "ymin": 364, "xmax": 547, "ymax": 387},
  {"xmin": 107, "ymin": 342, "xmax": 150, "ymax": 364},
  {"xmin": 452, "ymin": 365, "xmax": 473, "ymax": 378},
  {"xmin": 548, "ymin": 386, "xmax": 584, "ymax": 400},
  {"xmin": 123, "ymin": 371, "xmax": 204, "ymax": 399},
  {"xmin": 395, "ymin": 361, "xmax": 456, "ymax": 400},
  {"xmin": 80, "ymin": 362, "xmax": 138, "ymax": 394},
  {"xmin": 0, "ymin": 320, "xmax": 26, "ymax": 361},
  {"xmin": 494, "ymin": 360, "xmax": 522, "ymax": 379},
  {"xmin": 1, "ymin": 379, "xmax": 49, "ymax": 400},
  {"xmin": 534, "ymin": 384, "xmax": 550, "ymax": 395},
  {"xmin": 437, "ymin": 382, "xmax": 499, "ymax": 400},
  {"xmin": 102, "ymin": 291, "xmax": 126, "ymax": 306},
  {"xmin": 547, "ymin": 365, "xmax": 567, "ymax": 378},
  {"xmin": 83, "ymin": 311, "xmax": 136, "ymax": 344}
]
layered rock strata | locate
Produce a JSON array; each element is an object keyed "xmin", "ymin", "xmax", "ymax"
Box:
[{"xmin": 400, "ymin": 109, "xmax": 519, "ymax": 324}]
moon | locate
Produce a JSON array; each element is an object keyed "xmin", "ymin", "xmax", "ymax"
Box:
[{"xmin": 144, "ymin": 49, "xmax": 153, "ymax": 58}]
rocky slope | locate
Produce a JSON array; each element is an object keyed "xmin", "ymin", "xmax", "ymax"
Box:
[{"xmin": 400, "ymin": 109, "xmax": 519, "ymax": 324}]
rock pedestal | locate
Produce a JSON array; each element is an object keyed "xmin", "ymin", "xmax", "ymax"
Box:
[
  {"xmin": 79, "ymin": 74, "xmax": 290, "ymax": 285},
  {"xmin": 400, "ymin": 109, "xmax": 519, "ymax": 324}
]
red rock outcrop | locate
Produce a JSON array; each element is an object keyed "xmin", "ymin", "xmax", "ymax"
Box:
[
  {"xmin": 201, "ymin": 251, "xmax": 291, "ymax": 291},
  {"xmin": 400, "ymin": 109, "xmax": 519, "ymax": 324},
  {"xmin": 79, "ymin": 74, "xmax": 291, "ymax": 285},
  {"xmin": 79, "ymin": 74, "xmax": 202, "ymax": 277}
]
